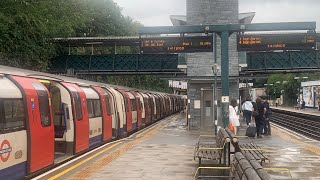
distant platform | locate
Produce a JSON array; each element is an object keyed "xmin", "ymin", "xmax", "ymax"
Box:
[{"xmin": 270, "ymin": 106, "xmax": 320, "ymax": 117}]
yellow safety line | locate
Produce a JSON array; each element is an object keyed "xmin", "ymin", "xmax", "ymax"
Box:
[
  {"xmin": 199, "ymin": 135, "xmax": 215, "ymax": 137},
  {"xmin": 264, "ymin": 168, "xmax": 289, "ymax": 171},
  {"xmin": 272, "ymin": 125, "xmax": 302, "ymax": 140},
  {"xmin": 198, "ymin": 147, "xmax": 223, "ymax": 150},
  {"xmin": 194, "ymin": 167, "xmax": 231, "ymax": 178},
  {"xmin": 48, "ymin": 142, "xmax": 121, "ymax": 180},
  {"xmin": 240, "ymin": 148, "xmax": 265, "ymax": 151},
  {"xmin": 264, "ymin": 168, "xmax": 292, "ymax": 178}
]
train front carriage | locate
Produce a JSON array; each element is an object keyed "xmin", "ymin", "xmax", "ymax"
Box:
[
  {"xmin": 80, "ymin": 87, "xmax": 103, "ymax": 148},
  {"xmin": 7, "ymin": 75, "xmax": 55, "ymax": 175},
  {"xmin": 0, "ymin": 75, "xmax": 29, "ymax": 179}
]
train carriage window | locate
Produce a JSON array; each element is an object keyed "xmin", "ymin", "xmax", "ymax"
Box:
[
  {"xmin": 87, "ymin": 100, "xmax": 94, "ymax": 118},
  {"xmin": 105, "ymin": 95, "xmax": 113, "ymax": 116},
  {"xmin": 93, "ymin": 100, "xmax": 101, "ymax": 117},
  {"xmin": 0, "ymin": 99, "xmax": 25, "ymax": 132},
  {"xmin": 67, "ymin": 86, "xmax": 83, "ymax": 121},
  {"xmin": 73, "ymin": 92, "xmax": 82, "ymax": 120},
  {"xmin": 124, "ymin": 97, "xmax": 129, "ymax": 112},
  {"xmin": 131, "ymin": 99, "xmax": 137, "ymax": 111},
  {"xmin": 32, "ymin": 83, "xmax": 51, "ymax": 127}
]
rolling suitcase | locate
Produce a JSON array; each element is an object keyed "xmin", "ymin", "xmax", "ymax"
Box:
[{"xmin": 245, "ymin": 124, "xmax": 256, "ymax": 138}]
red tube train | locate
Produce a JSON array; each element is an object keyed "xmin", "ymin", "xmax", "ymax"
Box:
[{"xmin": 0, "ymin": 65, "xmax": 186, "ymax": 179}]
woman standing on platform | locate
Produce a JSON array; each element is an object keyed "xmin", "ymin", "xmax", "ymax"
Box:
[{"xmin": 229, "ymin": 99, "xmax": 240, "ymax": 135}]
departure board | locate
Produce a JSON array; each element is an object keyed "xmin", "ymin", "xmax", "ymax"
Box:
[
  {"xmin": 140, "ymin": 36, "xmax": 213, "ymax": 53},
  {"xmin": 237, "ymin": 34, "xmax": 316, "ymax": 51}
]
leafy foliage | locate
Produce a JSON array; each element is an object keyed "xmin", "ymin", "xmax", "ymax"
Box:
[
  {"xmin": 266, "ymin": 73, "xmax": 320, "ymax": 106},
  {"xmin": 95, "ymin": 75, "xmax": 173, "ymax": 93},
  {"xmin": 0, "ymin": 0, "xmax": 170, "ymax": 93}
]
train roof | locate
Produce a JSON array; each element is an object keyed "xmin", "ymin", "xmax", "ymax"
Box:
[{"xmin": 0, "ymin": 65, "xmax": 182, "ymax": 96}]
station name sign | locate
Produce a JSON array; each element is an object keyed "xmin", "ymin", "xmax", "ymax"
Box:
[
  {"xmin": 237, "ymin": 33, "xmax": 316, "ymax": 51},
  {"xmin": 140, "ymin": 36, "xmax": 213, "ymax": 53}
]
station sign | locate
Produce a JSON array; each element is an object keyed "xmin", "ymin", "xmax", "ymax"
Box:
[
  {"xmin": 237, "ymin": 33, "xmax": 316, "ymax": 51},
  {"xmin": 140, "ymin": 36, "xmax": 213, "ymax": 53}
]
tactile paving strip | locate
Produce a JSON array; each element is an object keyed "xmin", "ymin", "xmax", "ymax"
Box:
[{"xmin": 68, "ymin": 117, "xmax": 174, "ymax": 180}]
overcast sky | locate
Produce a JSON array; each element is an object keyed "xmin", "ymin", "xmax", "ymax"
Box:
[{"xmin": 114, "ymin": 0, "xmax": 319, "ymax": 30}]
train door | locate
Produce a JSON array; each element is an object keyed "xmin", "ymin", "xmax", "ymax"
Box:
[
  {"xmin": 80, "ymin": 87, "xmax": 102, "ymax": 148},
  {"xmin": 10, "ymin": 76, "xmax": 54, "ymax": 174},
  {"xmin": 108, "ymin": 88, "xmax": 126, "ymax": 135},
  {"xmin": 127, "ymin": 92, "xmax": 137, "ymax": 130},
  {"xmin": 148, "ymin": 94, "xmax": 157, "ymax": 122},
  {"xmin": 103, "ymin": 87, "xmax": 118, "ymax": 138},
  {"xmin": 134, "ymin": 92, "xmax": 144, "ymax": 127},
  {"xmin": 143, "ymin": 93, "xmax": 150, "ymax": 125},
  {"xmin": 92, "ymin": 86, "xmax": 113, "ymax": 142},
  {"xmin": 118, "ymin": 90, "xmax": 132, "ymax": 133},
  {"xmin": 45, "ymin": 81, "xmax": 75, "ymax": 161},
  {"xmin": 0, "ymin": 75, "xmax": 28, "ymax": 179},
  {"xmin": 139, "ymin": 93, "xmax": 150, "ymax": 125},
  {"xmin": 168, "ymin": 95, "xmax": 172, "ymax": 115},
  {"xmin": 154, "ymin": 95, "xmax": 160, "ymax": 120},
  {"xmin": 61, "ymin": 82, "xmax": 89, "ymax": 154}
]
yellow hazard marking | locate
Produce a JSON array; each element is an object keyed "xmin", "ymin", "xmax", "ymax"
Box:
[
  {"xmin": 272, "ymin": 125, "xmax": 302, "ymax": 140},
  {"xmin": 48, "ymin": 142, "xmax": 121, "ymax": 180},
  {"xmin": 69, "ymin": 116, "xmax": 173, "ymax": 179},
  {"xmin": 273, "ymin": 127, "xmax": 320, "ymax": 156}
]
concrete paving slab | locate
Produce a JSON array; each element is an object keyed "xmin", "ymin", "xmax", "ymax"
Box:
[{"xmin": 60, "ymin": 113, "xmax": 320, "ymax": 180}]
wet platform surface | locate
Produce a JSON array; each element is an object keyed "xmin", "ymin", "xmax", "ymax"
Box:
[{"xmin": 37, "ymin": 113, "xmax": 320, "ymax": 180}]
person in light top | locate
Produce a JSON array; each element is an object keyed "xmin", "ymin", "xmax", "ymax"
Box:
[
  {"xmin": 242, "ymin": 98, "xmax": 253, "ymax": 127},
  {"xmin": 229, "ymin": 99, "xmax": 240, "ymax": 135}
]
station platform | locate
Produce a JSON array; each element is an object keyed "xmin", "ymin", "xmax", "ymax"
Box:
[
  {"xmin": 271, "ymin": 106, "xmax": 320, "ymax": 116},
  {"xmin": 34, "ymin": 113, "xmax": 320, "ymax": 180}
]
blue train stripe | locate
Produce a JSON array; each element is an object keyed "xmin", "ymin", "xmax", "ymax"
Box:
[
  {"xmin": 0, "ymin": 161, "xmax": 27, "ymax": 180},
  {"xmin": 89, "ymin": 135, "xmax": 102, "ymax": 148},
  {"xmin": 132, "ymin": 122, "xmax": 137, "ymax": 130}
]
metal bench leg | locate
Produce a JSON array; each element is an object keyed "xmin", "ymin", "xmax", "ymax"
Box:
[
  {"xmin": 227, "ymin": 143, "xmax": 231, "ymax": 166},
  {"xmin": 223, "ymin": 146, "xmax": 227, "ymax": 166},
  {"xmin": 199, "ymin": 158, "xmax": 201, "ymax": 166}
]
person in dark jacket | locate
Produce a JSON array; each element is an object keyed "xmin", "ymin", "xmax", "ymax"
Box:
[
  {"xmin": 255, "ymin": 98, "xmax": 266, "ymax": 138},
  {"xmin": 263, "ymin": 99, "xmax": 272, "ymax": 135}
]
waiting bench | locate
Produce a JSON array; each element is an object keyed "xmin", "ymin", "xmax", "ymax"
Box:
[
  {"xmin": 194, "ymin": 129, "xmax": 230, "ymax": 166},
  {"xmin": 225, "ymin": 129, "xmax": 269, "ymax": 165},
  {"xmin": 194, "ymin": 152, "xmax": 270, "ymax": 179}
]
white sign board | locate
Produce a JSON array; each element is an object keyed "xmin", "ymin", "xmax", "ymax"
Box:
[
  {"xmin": 222, "ymin": 96, "xmax": 229, "ymax": 103},
  {"xmin": 194, "ymin": 100, "xmax": 200, "ymax": 109}
]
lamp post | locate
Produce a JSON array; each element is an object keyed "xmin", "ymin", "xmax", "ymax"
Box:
[{"xmin": 213, "ymin": 33, "xmax": 219, "ymax": 135}]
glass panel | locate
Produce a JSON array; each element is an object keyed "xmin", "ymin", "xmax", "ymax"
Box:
[
  {"xmin": 72, "ymin": 91, "xmax": 82, "ymax": 120},
  {"xmin": 131, "ymin": 99, "xmax": 137, "ymax": 111},
  {"xmin": 32, "ymin": 83, "xmax": 51, "ymax": 127},
  {"xmin": 105, "ymin": 95, "xmax": 111, "ymax": 115},
  {"xmin": 93, "ymin": 100, "xmax": 101, "ymax": 117},
  {"xmin": 1, "ymin": 99, "xmax": 25, "ymax": 131},
  {"xmin": 87, "ymin": 100, "xmax": 94, "ymax": 118},
  {"xmin": 38, "ymin": 91, "xmax": 51, "ymax": 127}
]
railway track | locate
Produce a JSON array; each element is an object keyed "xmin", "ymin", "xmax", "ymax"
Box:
[{"xmin": 270, "ymin": 108, "xmax": 320, "ymax": 140}]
